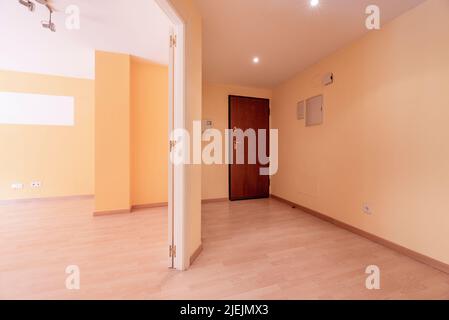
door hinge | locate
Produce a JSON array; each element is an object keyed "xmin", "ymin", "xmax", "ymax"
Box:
[
  {"xmin": 169, "ymin": 140, "xmax": 177, "ymax": 152},
  {"xmin": 170, "ymin": 34, "xmax": 177, "ymax": 48},
  {"xmin": 169, "ymin": 245, "xmax": 177, "ymax": 258}
]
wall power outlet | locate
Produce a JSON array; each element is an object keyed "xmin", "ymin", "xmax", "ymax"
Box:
[
  {"xmin": 31, "ymin": 181, "xmax": 42, "ymax": 188},
  {"xmin": 11, "ymin": 183, "xmax": 24, "ymax": 190}
]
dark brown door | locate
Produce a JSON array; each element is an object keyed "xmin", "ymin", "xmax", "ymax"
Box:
[{"xmin": 229, "ymin": 95, "xmax": 270, "ymax": 201}]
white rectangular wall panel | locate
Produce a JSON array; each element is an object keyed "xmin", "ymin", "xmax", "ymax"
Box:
[
  {"xmin": 306, "ymin": 95, "xmax": 323, "ymax": 127},
  {"xmin": 0, "ymin": 92, "xmax": 75, "ymax": 126}
]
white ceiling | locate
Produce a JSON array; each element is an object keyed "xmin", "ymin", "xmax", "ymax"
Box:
[
  {"xmin": 0, "ymin": 0, "xmax": 171, "ymax": 79},
  {"xmin": 195, "ymin": 0, "xmax": 426, "ymax": 88}
]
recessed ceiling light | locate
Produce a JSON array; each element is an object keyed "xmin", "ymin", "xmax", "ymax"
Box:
[
  {"xmin": 253, "ymin": 57, "xmax": 260, "ymax": 64},
  {"xmin": 310, "ymin": 0, "xmax": 319, "ymax": 7}
]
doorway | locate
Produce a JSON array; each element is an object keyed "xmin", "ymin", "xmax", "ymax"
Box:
[{"xmin": 228, "ymin": 95, "xmax": 270, "ymax": 201}]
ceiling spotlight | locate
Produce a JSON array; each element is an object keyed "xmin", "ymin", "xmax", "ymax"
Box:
[
  {"xmin": 253, "ymin": 57, "xmax": 260, "ymax": 64},
  {"xmin": 310, "ymin": 0, "xmax": 319, "ymax": 7}
]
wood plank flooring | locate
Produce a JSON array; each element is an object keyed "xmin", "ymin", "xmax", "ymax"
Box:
[{"xmin": 1, "ymin": 197, "xmax": 448, "ymax": 299}]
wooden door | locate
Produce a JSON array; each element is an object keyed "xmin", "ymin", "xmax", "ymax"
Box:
[{"xmin": 229, "ymin": 95, "xmax": 270, "ymax": 201}]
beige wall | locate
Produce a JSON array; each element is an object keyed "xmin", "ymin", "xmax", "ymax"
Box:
[
  {"xmin": 130, "ymin": 57, "xmax": 168, "ymax": 206},
  {"xmin": 1, "ymin": 53, "xmax": 168, "ymax": 210},
  {"xmin": 95, "ymin": 52, "xmax": 169, "ymax": 213},
  {"xmin": 169, "ymin": 0, "xmax": 203, "ymax": 262},
  {"xmin": 0, "ymin": 70, "xmax": 94, "ymax": 201},
  {"xmin": 271, "ymin": 0, "xmax": 449, "ymax": 264},
  {"xmin": 202, "ymin": 83, "xmax": 273, "ymax": 200},
  {"xmin": 95, "ymin": 51, "xmax": 131, "ymax": 213}
]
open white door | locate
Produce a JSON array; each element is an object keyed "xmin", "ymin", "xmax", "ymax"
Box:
[
  {"xmin": 158, "ymin": 0, "xmax": 186, "ymax": 270},
  {"xmin": 168, "ymin": 27, "xmax": 176, "ymax": 269}
]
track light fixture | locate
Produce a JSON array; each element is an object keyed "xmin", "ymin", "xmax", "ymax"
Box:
[{"xmin": 18, "ymin": 0, "xmax": 57, "ymax": 32}]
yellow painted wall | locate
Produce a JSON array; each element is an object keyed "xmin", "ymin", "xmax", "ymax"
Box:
[
  {"xmin": 130, "ymin": 57, "xmax": 168, "ymax": 206},
  {"xmin": 94, "ymin": 51, "xmax": 131, "ymax": 213},
  {"xmin": 271, "ymin": 0, "xmax": 449, "ymax": 264},
  {"xmin": 169, "ymin": 0, "xmax": 203, "ymax": 262},
  {"xmin": 0, "ymin": 70, "xmax": 94, "ymax": 201},
  {"xmin": 202, "ymin": 83, "xmax": 272, "ymax": 200}
]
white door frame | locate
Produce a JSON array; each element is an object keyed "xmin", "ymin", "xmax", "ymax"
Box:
[{"xmin": 155, "ymin": 0, "xmax": 187, "ymax": 271}]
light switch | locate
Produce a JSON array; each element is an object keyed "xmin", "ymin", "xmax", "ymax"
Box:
[{"xmin": 202, "ymin": 120, "xmax": 213, "ymax": 132}]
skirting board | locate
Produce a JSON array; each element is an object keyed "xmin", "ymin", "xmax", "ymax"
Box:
[
  {"xmin": 97, "ymin": 198, "xmax": 224, "ymax": 216},
  {"xmin": 190, "ymin": 244, "xmax": 203, "ymax": 266},
  {"xmin": 131, "ymin": 202, "xmax": 168, "ymax": 210},
  {"xmin": 93, "ymin": 208, "xmax": 131, "ymax": 217},
  {"xmin": 270, "ymin": 194, "xmax": 449, "ymax": 275},
  {"xmin": 94, "ymin": 202, "xmax": 168, "ymax": 217},
  {"xmin": 96, "ymin": 199, "xmax": 224, "ymax": 216},
  {"xmin": 0, "ymin": 194, "xmax": 94, "ymax": 205},
  {"xmin": 202, "ymin": 198, "xmax": 228, "ymax": 204}
]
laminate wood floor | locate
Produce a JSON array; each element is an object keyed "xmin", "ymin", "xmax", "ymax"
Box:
[{"xmin": 1, "ymin": 197, "xmax": 448, "ymax": 299}]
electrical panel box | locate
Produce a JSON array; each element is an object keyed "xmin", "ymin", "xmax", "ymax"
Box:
[{"xmin": 306, "ymin": 95, "xmax": 323, "ymax": 126}]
